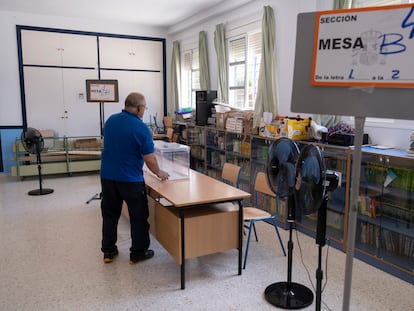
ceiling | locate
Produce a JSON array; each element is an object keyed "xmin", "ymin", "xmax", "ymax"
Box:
[{"xmin": 0, "ymin": 0, "xmax": 227, "ymax": 28}]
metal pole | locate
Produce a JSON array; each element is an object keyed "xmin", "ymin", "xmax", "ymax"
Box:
[{"xmin": 342, "ymin": 116, "xmax": 365, "ymax": 311}]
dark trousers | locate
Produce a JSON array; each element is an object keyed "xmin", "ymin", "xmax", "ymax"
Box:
[{"xmin": 100, "ymin": 178, "xmax": 149, "ymax": 256}]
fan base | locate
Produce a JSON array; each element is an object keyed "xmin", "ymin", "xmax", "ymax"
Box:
[
  {"xmin": 264, "ymin": 281, "xmax": 314, "ymax": 309},
  {"xmin": 28, "ymin": 188, "xmax": 54, "ymax": 196}
]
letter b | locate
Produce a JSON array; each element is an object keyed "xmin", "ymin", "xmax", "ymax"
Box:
[{"xmin": 380, "ymin": 33, "xmax": 406, "ymax": 55}]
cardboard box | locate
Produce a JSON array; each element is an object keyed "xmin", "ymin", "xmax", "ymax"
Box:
[
  {"xmin": 259, "ymin": 124, "xmax": 282, "ymax": 138},
  {"xmin": 259, "ymin": 117, "xmax": 311, "ymax": 140},
  {"xmin": 226, "ymin": 111, "xmax": 253, "ymax": 134},
  {"xmin": 283, "ymin": 118, "xmax": 311, "ymax": 140},
  {"xmin": 226, "ymin": 117, "xmax": 243, "ymax": 133},
  {"xmin": 74, "ymin": 138, "xmax": 101, "ymax": 148}
]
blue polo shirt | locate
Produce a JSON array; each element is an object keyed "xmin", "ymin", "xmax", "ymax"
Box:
[{"xmin": 100, "ymin": 109, "xmax": 154, "ymax": 182}]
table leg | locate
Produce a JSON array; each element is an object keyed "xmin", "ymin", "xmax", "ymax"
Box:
[
  {"xmin": 238, "ymin": 200, "xmax": 243, "ymax": 275},
  {"xmin": 180, "ymin": 209, "xmax": 185, "ymax": 289}
]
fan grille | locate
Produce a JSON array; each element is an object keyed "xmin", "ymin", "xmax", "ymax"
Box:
[{"xmin": 21, "ymin": 127, "xmax": 44, "ymax": 154}]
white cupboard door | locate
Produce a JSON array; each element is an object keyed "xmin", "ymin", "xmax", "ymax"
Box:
[
  {"xmin": 24, "ymin": 67, "xmax": 65, "ymax": 134},
  {"xmin": 60, "ymin": 34, "xmax": 98, "ymax": 68},
  {"xmin": 131, "ymin": 40, "xmax": 163, "ymax": 71},
  {"xmin": 100, "ymin": 70, "xmax": 164, "ymax": 126},
  {"xmin": 24, "ymin": 67, "xmax": 100, "ymax": 137},
  {"xmin": 62, "ymin": 69, "xmax": 101, "ymax": 137},
  {"xmin": 21, "ymin": 30, "xmax": 98, "ymax": 68},
  {"xmin": 99, "ymin": 37, "xmax": 163, "ymax": 71},
  {"xmin": 21, "ymin": 30, "xmax": 62, "ymax": 66},
  {"xmin": 99, "ymin": 37, "xmax": 134, "ymax": 69}
]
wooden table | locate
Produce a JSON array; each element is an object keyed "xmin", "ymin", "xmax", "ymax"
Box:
[{"xmin": 144, "ymin": 169, "xmax": 251, "ymax": 289}]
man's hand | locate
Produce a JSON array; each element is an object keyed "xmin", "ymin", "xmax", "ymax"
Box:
[{"xmin": 157, "ymin": 170, "xmax": 169, "ymax": 181}]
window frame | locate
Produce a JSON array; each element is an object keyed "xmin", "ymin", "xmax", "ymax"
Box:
[
  {"xmin": 180, "ymin": 48, "xmax": 200, "ymax": 109},
  {"xmin": 226, "ymin": 29, "xmax": 262, "ymax": 110}
]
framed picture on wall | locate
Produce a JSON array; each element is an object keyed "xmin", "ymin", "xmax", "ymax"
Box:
[{"xmin": 86, "ymin": 79, "xmax": 119, "ymax": 102}]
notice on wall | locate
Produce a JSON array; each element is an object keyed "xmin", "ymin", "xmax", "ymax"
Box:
[
  {"xmin": 311, "ymin": 4, "xmax": 414, "ymax": 88},
  {"xmin": 86, "ymin": 79, "xmax": 119, "ymax": 102}
]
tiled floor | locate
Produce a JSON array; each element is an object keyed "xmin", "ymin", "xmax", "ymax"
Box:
[{"xmin": 0, "ymin": 173, "xmax": 413, "ymax": 310}]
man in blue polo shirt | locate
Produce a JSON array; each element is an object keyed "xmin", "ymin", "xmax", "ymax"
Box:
[{"xmin": 100, "ymin": 92, "xmax": 169, "ymax": 264}]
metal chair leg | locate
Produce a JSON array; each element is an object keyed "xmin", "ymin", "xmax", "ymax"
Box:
[
  {"xmin": 243, "ymin": 220, "xmax": 255, "ymax": 269},
  {"xmin": 252, "ymin": 222, "xmax": 259, "ymax": 241},
  {"xmin": 272, "ymin": 218, "xmax": 286, "ymax": 256}
]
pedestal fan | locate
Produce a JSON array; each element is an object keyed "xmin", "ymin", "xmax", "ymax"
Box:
[
  {"xmin": 264, "ymin": 137, "xmax": 314, "ymax": 309},
  {"xmin": 294, "ymin": 144, "xmax": 339, "ymax": 311},
  {"xmin": 21, "ymin": 127, "xmax": 54, "ymax": 195}
]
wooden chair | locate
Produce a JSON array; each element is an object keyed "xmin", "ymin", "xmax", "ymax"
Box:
[
  {"xmin": 153, "ymin": 117, "xmax": 174, "ymax": 142},
  {"xmin": 243, "ymin": 171, "xmax": 286, "ymax": 269},
  {"xmin": 221, "ymin": 163, "xmax": 241, "ymax": 187}
]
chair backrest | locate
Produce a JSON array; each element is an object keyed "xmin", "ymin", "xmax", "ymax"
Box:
[
  {"xmin": 254, "ymin": 172, "xmax": 275, "ymax": 197},
  {"xmin": 163, "ymin": 116, "xmax": 173, "ymax": 128},
  {"xmin": 166, "ymin": 128, "xmax": 174, "ymax": 142},
  {"xmin": 221, "ymin": 163, "xmax": 241, "ymax": 187}
]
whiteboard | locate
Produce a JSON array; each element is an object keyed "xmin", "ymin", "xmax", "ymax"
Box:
[{"xmin": 291, "ymin": 9, "xmax": 414, "ymax": 119}]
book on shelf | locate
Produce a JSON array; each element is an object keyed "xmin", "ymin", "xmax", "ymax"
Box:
[{"xmin": 358, "ymin": 195, "xmax": 381, "ymax": 218}]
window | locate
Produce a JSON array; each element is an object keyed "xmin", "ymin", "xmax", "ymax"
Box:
[
  {"xmin": 181, "ymin": 49, "xmax": 200, "ymax": 109},
  {"xmin": 352, "ymin": 0, "xmax": 412, "ymax": 7},
  {"xmin": 227, "ymin": 31, "xmax": 261, "ymax": 110}
]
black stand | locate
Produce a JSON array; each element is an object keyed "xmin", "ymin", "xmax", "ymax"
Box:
[
  {"xmin": 86, "ymin": 192, "xmax": 102, "ymax": 204},
  {"xmin": 28, "ymin": 141, "xmax": 53, "ymax": 196},
  {"xmin": 264, "ymin": 195, "xmax": 314, "ymax": 309},
  {"xmin": 315, "ymin": 195, "xmax": 328, "ymax": 311}
]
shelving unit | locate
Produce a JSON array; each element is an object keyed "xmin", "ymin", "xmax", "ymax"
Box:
[
  {"xmin": 177, "ymin": 122, "xmax": 414, "ymax": 283},
  {"xmin": 225, "ymin": 131, "xmax": 251, "ymax": 194},
  {"xmin": 205, "ymin": 127, "xmax": 226, "ymax": 179},
  {"xmin": 357, "ymin": 146, "xmax": 414, "ymax": 283},
  {"xmin": 11, "ymin": 136, "xmax": 102, "ymax": 178},
  {"xmin": 185, "ymin": 125, "xmax": 206, "ymax": 174}
]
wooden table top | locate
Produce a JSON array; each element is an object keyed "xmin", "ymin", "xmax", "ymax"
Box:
[{"xmin": 144, "ymin": 169, "xmax": 251, "ymax": 208}]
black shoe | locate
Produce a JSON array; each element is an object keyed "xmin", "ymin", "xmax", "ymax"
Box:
[
  {"xmin": 129, "ymin": 249, "xmax": 154, "ymax": 265},
  {"xmin": 103, "ymin": 249, "xmax": 119, "ymax": 263}
]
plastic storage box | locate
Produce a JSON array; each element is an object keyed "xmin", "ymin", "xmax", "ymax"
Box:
[{"xmin": 148, "ymin": 141, "xmax": 190, "ymax": 180}]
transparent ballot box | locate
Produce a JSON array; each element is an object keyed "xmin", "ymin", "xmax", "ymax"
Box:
[{"xmin": 145, "ymin": 141, "xmax": 190, "ymax": 180}]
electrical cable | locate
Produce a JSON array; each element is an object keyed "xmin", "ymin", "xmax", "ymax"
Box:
[
  {"xmin": 295, "ymin": 228, "xmax": 333, "ymax": 311},
  {"xmin": 295, "ymin": 228, "xmax": 316, "ymax": 291}
]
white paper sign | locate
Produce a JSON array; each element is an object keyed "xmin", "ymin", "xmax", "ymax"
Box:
[{"xmin": 312, "ymin": 4, "xmax": 414, "ymax": 88}]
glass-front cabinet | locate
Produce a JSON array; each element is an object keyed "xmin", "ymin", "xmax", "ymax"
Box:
[
  {"xmin": 205, "ymin": 127, "xmax": 226, "ymax": 179},
  {"xmin": 186, "ymin": 125, "xmax": 206, "ymax": 173},
  {"xmin": 226, "ymin": 132, "xmax": 251, "ymax": 194},
  {"xmin": 358, "ymin": 146, "xmax": 414, "ymax": 281}
]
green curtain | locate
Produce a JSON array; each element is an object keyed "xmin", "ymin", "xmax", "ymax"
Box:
[
  {"xmin": 171, "ymin": 41, "xmax": 181, "ymax": 111},
  {"xmin": 253, "ymin": 6, "xmax": 277, "ymax": 127},
  {"xmin": 214, "ymin": 23, "xmax": 228, "ymax": 103},
  {"xmin": 333, "ymin": 0, "xmax": 354, "ymax": 9},
  {"xmin": 199, "ymin": 31, "xmax": 210, "ymax": 91}
]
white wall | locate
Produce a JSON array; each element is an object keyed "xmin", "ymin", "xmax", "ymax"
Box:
[
  {"xmin": 168, "ymin": 0, "xmax": 414, "ymax": 150},
  {"xmin": 168, "ymin": 0, "xmax": 319, "ymax": 116},
  {"xmin": 0, "ymin": 9, "xmax": 168, "ymax": 127},
  {"xmin": 1, "ymin": 1, "xmax": 413, "ymax": 150}
]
